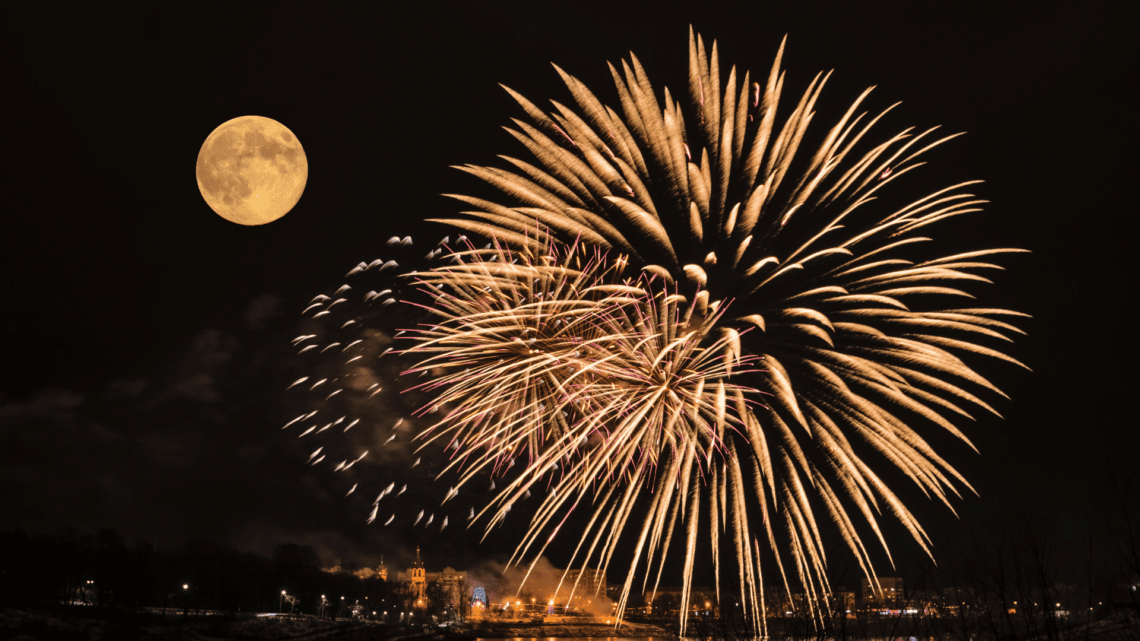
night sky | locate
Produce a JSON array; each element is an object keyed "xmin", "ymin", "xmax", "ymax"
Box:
[{"xmin": 1, "ymin": 1, "xmax": 1134, "ymax": 580}]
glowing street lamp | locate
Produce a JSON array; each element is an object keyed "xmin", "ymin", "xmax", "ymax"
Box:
[{"xmin": 181, "ymin": 584, "xmax": 191, "ymax": 619}]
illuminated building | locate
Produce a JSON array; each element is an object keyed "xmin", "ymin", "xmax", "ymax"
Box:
[
  {"xmin": 860, "ymin": 577, "xmax": 904, "ymax": 609},
  {"xmin": 376, "ymin": 556, "xmax": 388, "ymax": 581},
  {"xmin": 555, "ymin": 566, "xmax": 606, "ymax": 611},
  {"xmin": 643, "ymin": 586, "xmax": 718, "ymax": 616},
  {"xmin": 396, "ymin": 546, "xmax": 428, "ymax": 600},
  {"xmin": 394, "ymin": 546, "xmax": 468, "ymax": 611}
]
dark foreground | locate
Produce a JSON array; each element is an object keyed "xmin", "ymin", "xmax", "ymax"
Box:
[
  {"xmin": 0, "ymin": 609, "xmax": 675, "ymax": 640},
  {"xmin": 0, "ymin": 609, "xmax": 435, "ymax": 640},
  {"xmin": 5, "ymin": 608, "xmax": 1139, "ymax": 641}
]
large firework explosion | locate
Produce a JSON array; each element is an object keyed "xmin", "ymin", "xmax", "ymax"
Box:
[
  {"xmin": 402, "ymin": 238, "xmax": 769, "ymax": 618},
  {"xmin": 293, "ymin": 29, "xmax": 1026, "ymax": 634}
]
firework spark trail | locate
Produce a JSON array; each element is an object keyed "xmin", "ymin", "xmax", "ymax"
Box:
[{"xmin": 400, "ymin": 29, "xmax": 1026, "ymax": 635}]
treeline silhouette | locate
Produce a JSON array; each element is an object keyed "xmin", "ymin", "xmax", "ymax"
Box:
[{"xmin": 0, "ymin": 527, "xmax": 389, "ymax": 615}]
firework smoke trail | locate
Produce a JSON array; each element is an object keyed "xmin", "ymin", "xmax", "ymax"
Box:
[{"xmin": 408, "ymin": 30, "xmax": 1027, "ymax": 634}]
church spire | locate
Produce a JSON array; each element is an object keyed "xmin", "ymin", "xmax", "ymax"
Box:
[{"xmin": 376, "ymin": 555, "xmax": 388, "ymax": 581}]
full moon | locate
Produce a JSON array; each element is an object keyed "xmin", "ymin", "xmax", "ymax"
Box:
[{"xmin": 196, "ymin": 115, "xmax": 307, "ymax": 225}]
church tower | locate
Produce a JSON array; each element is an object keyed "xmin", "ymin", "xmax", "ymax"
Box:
[
  {"xmin": 377, "ymin": 555, "xmax": 388, "ymax": 582},
  {"xmin": 409, "ymin": 546, "xmax": 426, "ymax": 600}
]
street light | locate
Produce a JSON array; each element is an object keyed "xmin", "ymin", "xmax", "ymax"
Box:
[{"xmin": 280, "ymin": 590, "xmax": 286, "ymax": 612}]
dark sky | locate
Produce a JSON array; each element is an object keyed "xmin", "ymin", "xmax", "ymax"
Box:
[{"xmin": 1, "ymin": 1, "xmax": 1134, "ymax": 579}]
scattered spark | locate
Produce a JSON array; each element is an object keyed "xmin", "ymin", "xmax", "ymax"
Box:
[{"xmin": 282, "ymin": 413, "xmax": 307, "ymax": 429}]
